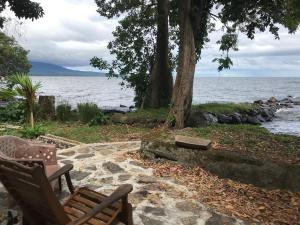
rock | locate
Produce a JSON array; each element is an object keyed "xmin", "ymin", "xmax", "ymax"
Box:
[
  {"xmin": 231, "ymin": 113, "xmax": 242, "ymax": 124},
  {"xmin": 85, "ymin": 165, "xmax": 97, "ymax": 171},
  {"xmin": 129, "ymin": 160, "xmax": 146, "ymax": 168},
  {"xmin": 120, "ymin": 104, "xmax": 127, "ymax": 108},
  {"xmin": 139, "ymin": 215, "xmax": 163, "ymax": 225},
  {"xmin": 175, "ymin": 135, "xmax": 211, "ymax": 150},
  {"xmin": 118, "ymin": 174, "xmax": 132, "ymax": 182},
  {"xmin": 60, "ymin": 160, "xmax": 73, "ymax": 164},
  {"xmin": 293, "ymin": 97, "xmax": 300, "ymax": 105},
  {"xmin": 137, "ymin": 174, "xmax": 157, "ymax": 184},
  {"xmin": 99, "ymin": 177, "xmax": 113, "ymax": 184},
  {"xmin": 217, "ymin": 114, "xmax": 233, "ymax": 124},
  {"xmin": 188, "ymin": 111, "xmax": 218, "ymax": 127},
  {"xmin": 268, "ymin": 96, "xmax": 278, "ymax": 103},
  {"xmin": 144, "ymin": 206, "xmax": 166, "ymax": 216},
  {"xmin": 102, "ymin": 162, "xmax": 124, "ymax": 173},
  {"xmin": 181, "ymin": 216, "xmax": 199, "ymax": 225},
  {"xmin": 129, "ymin": 191, "xmax": 149, "ymax": 205},
  {"xmin": 175, "ymin": 201, "xmax": 203, "ymax": 214},
  {"xmin": 246, "ymin": 116, "xmax": 261, "ymax": 125},
  {"xmin": 205, "ymin": 213, "xmax": 237, "ymax": 225},
  {"xmin": 59, "ymin": 151, "xmax": 76, "ymax": 156},
  {"xmin": 254, "ymin": 99, "xmax": 264, "ymax": 105},
  {"xmin": 70, "ymin": 171, "xmax": 91, "ymax": 181},
  {"xmin": 75, "ymin": 153, "xmax": 95, "ymax": 159}
]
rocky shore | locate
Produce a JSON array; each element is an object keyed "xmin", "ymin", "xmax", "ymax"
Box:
[{"xmin": 189, "ymin": 96, "xmax": 300, "ymax": 127}]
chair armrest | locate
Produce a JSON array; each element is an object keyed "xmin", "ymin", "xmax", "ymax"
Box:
[
  {"xmin": 69, "ymin": 184, "xmax": 133, "ymax": 225},
  {"xmin": 48, "ymin": 164, "xmax": 73, "ymax": 182}
]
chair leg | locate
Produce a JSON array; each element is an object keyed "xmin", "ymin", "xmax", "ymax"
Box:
[
  {"xmin": 64, "ymin": 172, "xmax": 75, "ymax": 193},
  {"xmin": 58, "ymin": 176, "xmax": 62, "ymax": 192},
  {"xmin": 125, "ymin": 203, "xmax": 134, "ymax": 225}
]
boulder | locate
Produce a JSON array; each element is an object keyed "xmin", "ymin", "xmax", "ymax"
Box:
[
  {"xmin": 230, "ymin": 113, "xmax": 242, "ymax": 124},
  {"xmin": 217, "ymin": 114, "xmax": 233, "ymax": 124},
  {"xmin": 246, "ymin": 115, "xmax": 261, "ymax": 125},
  {"xmin": 188, "ymin": 111, "xmax": 217, "ymax": 127},
  {"xmin": 254, "ymin": 100, "xmax": 264, "ymax": 105},
  {"xmin": 268, "ymin": 96, "xmax": 278, "ymax": 103}
]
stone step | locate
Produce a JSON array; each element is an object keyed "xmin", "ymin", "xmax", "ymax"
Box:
[
  {"xmin": 175, "ymin": 135, "xmax": 211, "ymax": 150},
  {"xmin": 38, "ymin": 134, "xmax": 83, "ymax": 148}
]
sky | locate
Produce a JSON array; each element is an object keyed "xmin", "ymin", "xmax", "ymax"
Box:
[{"xmin": 3, "ymin": 0, "xmax": 300, "ymax": 77}]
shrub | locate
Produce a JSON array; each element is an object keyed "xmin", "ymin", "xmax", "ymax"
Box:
[
  {"xmin": 20, "ymin": 124, "xmax": 46, "ymax": 139},
  {"xmin": 89, "ymin": 111, "xmax": 109, "ymax": 126},
  {"xmin": 0, "ymin": 100, "xmax": 25, "ymax": 123},
  {"xmin": 77, "ymin": 103, "xmax": 100, "ymax": 123},
  {"xmin": 56, "ymin": 103, "xmax": 72, "ymax": 121}
]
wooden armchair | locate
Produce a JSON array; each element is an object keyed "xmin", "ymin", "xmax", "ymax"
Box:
[
  {"xmin": 0, "ymin": 135, "xmax": 74, "ymax": 193},
  {"xmin": 0, "ymin": 160, "xmax": 134, "ymax": 225}
]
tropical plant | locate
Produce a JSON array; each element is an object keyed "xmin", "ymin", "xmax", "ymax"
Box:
[{"xmin": 0, "ymin": 73, "xmax": 41, "ymax": 128}]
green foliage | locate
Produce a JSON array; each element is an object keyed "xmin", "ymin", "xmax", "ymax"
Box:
[
  {"xmin": 91, "ymin": 1, "xmax": 177, "ymax": 107},
  {"xmin": 192, "ymin": 103, "xmax": 257, "ymax": 114},
  {"xmin": 0, "ymin": 100, "xmax": 25, "ymax": 123},
  {"xmin": 77, "ymin": 103, "xmax": 101, "ymax": 123},
  {"xmin": 0, "ymin": 73, "xmax": 41, "ymax": 127},
  {"xmin": 0, "ymin": 33, "xmax": 31, "ymax": 77},
  {"xmin": 56, "ymin": 103, "xmax": 72, "ymax": 122},
  {"xmin": 20, "ymin": 124, "xmax": 46, "ymax": 139},
  {"xmin": 0, "ymin": 0, "xmax": 44, "ymax": 28},
  {"xmin": 89, "ymin": 111, "xmax": 109, "ymax": 126}
]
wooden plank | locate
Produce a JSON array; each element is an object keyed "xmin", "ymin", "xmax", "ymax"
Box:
[{"xmin": 175, "ymin": 135, "xmax": 211, "ymax": 150}]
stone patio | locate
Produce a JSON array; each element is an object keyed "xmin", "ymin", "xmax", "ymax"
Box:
[{"xmin": 0, "ymin": 141, "xmax": 249, "ymax": 225}]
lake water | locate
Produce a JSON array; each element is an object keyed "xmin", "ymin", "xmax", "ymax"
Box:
[{"xmin": 31, "ymin": 76, "xmax": 300, "ymax": 136}]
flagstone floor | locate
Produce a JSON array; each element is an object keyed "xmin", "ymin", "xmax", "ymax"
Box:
[{"xmin": 0, "ymin": 141, "xmax": 248, "ymax": 225}]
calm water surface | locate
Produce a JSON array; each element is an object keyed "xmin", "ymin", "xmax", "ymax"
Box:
[{"xmin": 31, "ymin": 76, "xmax": 300, "ymax": 136}]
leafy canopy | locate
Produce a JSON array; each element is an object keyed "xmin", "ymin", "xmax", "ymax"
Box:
[
  {"xmin": 0, "ymin": 32, "xmax": 31, "ymax": 77},
  {"xmin": 0, "ymin": 0, "xmax": 44, "ymax": 28},
  {"xmin": 91, "ymin": 0, "xmax": 177, "ymax": 107}
]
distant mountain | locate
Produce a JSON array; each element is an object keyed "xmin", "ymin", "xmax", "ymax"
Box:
[{"xmin": 29, "ymin": 61, "xmax": 105, "ymax": 76}]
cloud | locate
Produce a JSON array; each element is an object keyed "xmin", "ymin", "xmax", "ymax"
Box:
[{"xmin": 3, "ymin": 0, "xmax": 300, "ymax": 76}]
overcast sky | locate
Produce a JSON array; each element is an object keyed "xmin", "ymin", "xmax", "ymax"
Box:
[{"xmin": 4, "ymin": 0, "xmax": 300, "ymax": 77}]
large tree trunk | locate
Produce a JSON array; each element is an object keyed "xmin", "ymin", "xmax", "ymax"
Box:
[
  {"xmin": 169, "ymin": 0, "xmax": 196, "ymax": 128},
  {"xmin": 148, "ymin": 0, "xmax": 173, "ymax": 108}
]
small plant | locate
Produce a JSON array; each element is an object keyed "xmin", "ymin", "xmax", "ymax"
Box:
[
  {"xmin": 20, "ymin": 124, "xmax": 46, "ymax": 139},
  {"xmin": 77, "ymin": 103, "xmax": 100, "ymax": 123},
  {"xmin": 56, "ymin": 103, "xmax": 72, "ymax": 121},
  {"xmin": 0, "ymin": 100, "xmax": 25, "ymax": 123},
  {"xmin": 89, "ymin": 111, "xmax": 109, "ymax": 126}
]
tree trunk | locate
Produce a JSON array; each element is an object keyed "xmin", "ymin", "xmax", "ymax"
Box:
[
  {"xmin": 149, "ymin": 0, "xmax": 173, "ymax": 108},
  {"xmin": 169, "ymin": 0, "xmax": 196, "ymax": 128},
  {"xmin": 29, "ymin": 110, "xmax": 34, "ymax": 128}
]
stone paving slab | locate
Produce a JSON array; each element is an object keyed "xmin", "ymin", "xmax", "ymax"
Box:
[{"xmin": 0, "ymin": 140, "xmax": 248, "ymax": 225}]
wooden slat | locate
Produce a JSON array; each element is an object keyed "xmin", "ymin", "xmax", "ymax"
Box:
[
  {"xmin": 72, "ymin": 195, "xmax": 117, "ymax": 217},
  {"xmin": 0, "ymin": 165, "xmax": 34, "ymax": 182},
  {"xmin": 64, "ymin": 206, "xmax": 106, "ymax": 225},
  {"xmin": 67, "ymin": 200, "xmax": 111, "ymax": 222},
  {"xmin": 78, "ymin": 188, "xmax": 121, "ymax": 209}
]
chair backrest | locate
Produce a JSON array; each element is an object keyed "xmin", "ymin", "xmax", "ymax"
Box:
[
  {"xmin": 0, "ymin": 135, "xmax": 57, "ymax": 165},
  {"xmin": 0, "ymin": 159, "xmax": 70, "ymax": 225}
]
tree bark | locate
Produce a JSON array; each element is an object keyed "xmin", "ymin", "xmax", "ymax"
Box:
[
  {"xmin": 149, "ymin": 0, "xmax": 173, "ymax": 108},
  {"xmin": 169, "ymin": 0, "xmax": 196, "ymax": 128}
]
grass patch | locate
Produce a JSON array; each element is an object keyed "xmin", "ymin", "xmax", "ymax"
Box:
[
  {"xmin": 192, "ymin": 102, "xmax": 257, "ymax": 114},
  {"xmin": 193, "ymin": 124, "xmax": 300, "ymax": 163},
  {"xmin": 126, "ymin": 108, "xmax": 169, "ymax": 122}
]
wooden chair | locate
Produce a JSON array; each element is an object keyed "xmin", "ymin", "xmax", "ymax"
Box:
[
  {"xmin": 0, "ymin": 159, "xmax": 134, "ymax": 225},
  {"xmin": 0, "ymin": 135, "xmax": 74, "ymax": 193}
]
